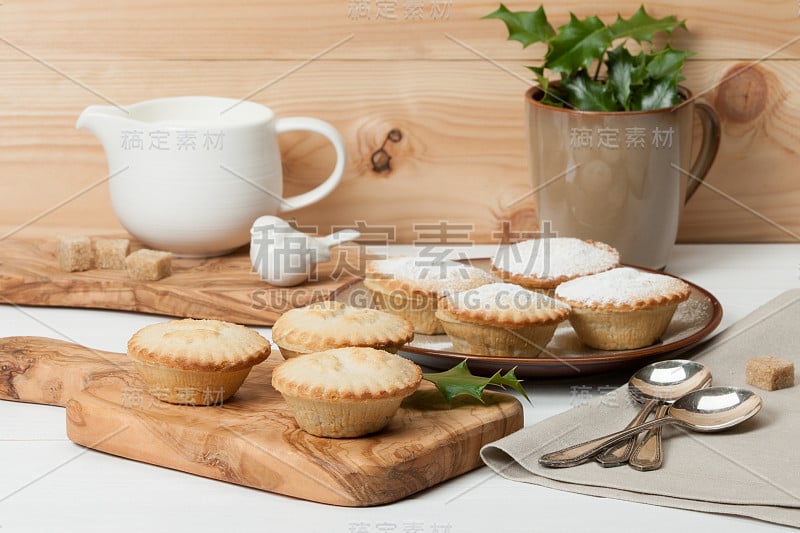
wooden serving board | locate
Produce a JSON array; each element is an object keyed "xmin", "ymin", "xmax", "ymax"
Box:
[
  {"xmin": 0, "ymin": 336, "xmax": 523, "ymax": 506},
  {"xmin": 0, "ymin": 236, "xmax": 360, "ymax": 326}
]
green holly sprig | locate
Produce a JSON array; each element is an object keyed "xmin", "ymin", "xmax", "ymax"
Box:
[
  {"xmin": 423, "ymin": 360, "xmax": 531, "ymax": 404},
  {"xmin": 485, "ymin": 4, "xmax": 692, "ymax": 111}
]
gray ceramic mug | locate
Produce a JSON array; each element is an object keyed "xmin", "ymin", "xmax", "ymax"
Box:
[{"xmin": 526, "ymin": 86, "xmax": 720, "ymax": 269}]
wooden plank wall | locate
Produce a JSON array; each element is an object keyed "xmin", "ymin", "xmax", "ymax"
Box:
[{"xmin": 0, "ymin": 0, "xmax": 798, "ymax": 243}]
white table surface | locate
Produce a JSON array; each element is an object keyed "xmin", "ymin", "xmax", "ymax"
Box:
[{"xmin": 1, "ymin": 243, "xmax": 798, "ymax": 533}]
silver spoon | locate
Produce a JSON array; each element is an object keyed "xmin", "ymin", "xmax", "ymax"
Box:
[
  {"xmin": 629, "ymin": 403, "xmax": 671, "ymax": 470},
  {"xmin": 597, "ymin": 359, "xmax": 712, "ymax": 468},
  {"xmin": 539, "ymin": 386, "xmax": 762, "ymax": 468}
]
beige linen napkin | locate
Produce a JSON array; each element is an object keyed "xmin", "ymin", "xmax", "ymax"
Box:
[{"xmin": 481, "ymin": 289, "xmax": 800, "ymax": 527}]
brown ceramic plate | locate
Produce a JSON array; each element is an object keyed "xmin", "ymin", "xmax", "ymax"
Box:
[{"xmin": 337, "ymin": 260, "xmax": 722, "ymax": 378}]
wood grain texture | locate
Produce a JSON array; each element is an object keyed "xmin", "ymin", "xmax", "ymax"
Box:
[
  {"xmin": 680, "ymin": 61, "xmax": 800, "ymax": 243},
  {"xmin": 0, "ymin": 1, "xmax": 798, "ymax": 243},
  {"xmin": 0, "ymin": 0, "xmax": 798, "ymax": 60},
  {"xmin": 0, "ymin": 236, "xmax": 361, "ymax": 326},
  {"xmin": 0, "ymin": 59, "xmax": 536, "ymax": 243},
  {"xmin": 0, "ymin": 336, "xmax": 524, "ymax": 506},
  {"xmin": 0, "ymin": 336, "xmax": 131, "ymax": 405}
]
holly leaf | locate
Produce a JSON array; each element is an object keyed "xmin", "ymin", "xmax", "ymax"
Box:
[
  {"xmin": 528, "ymin": 66, "xmax": 567, "ymax": 107},
  {"xmin": 629, "ymin": 51, "xmax": 649, "ymax": 86},
  {"xmin": 631, "ymin": 76, "xmax": 681, "ymax": 110},
  {"xmin": 545, "ymin": 14, "xmax": 611, "ymax": 75},
  {"xmin": 606, "ymin": 45, "xmax": 650, "ymax": 110},
  {"xmin": 608, "ymin": 5, "xmax": 686, "ymax": 43},
  {"xmin": 646, "ymin": 46, "xmax": 693, "ymax": 81},
  {"xmin": 562, "ymin": 71, "xmax": 619, "ymax": 111},
  {"xmin": 606, "ymin": 45, "xmax": 634, "ymax": 109},
  {"xmin": 423, "ymin": 360, "xmax": 531, "ymax": 404},
  {"xmin": 484, "ymin": 4, "xmax": 690, "ymax": 111},
  {"xmin": 483, "ymin": 4, "xmax": 555, "ymax": 48},
  {"xmin": 528, "ymin": 65, "xmax": 549, "ymax": 89}
]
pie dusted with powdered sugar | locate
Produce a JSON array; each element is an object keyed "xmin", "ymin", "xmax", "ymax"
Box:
[
  {"xmin": 363, "ymin": 257, "xmax": 496, "ymax": 334},
  {"xmin": 435, "ymin": 282, "xmax": 571, "ymax": 357},
  {"xmin": 492, "ymin": 237, "xmax": 619, "ymax": 293},
  {"xmin": 554, "ymin": 267, "xmax": 691, "ymax": 350}
]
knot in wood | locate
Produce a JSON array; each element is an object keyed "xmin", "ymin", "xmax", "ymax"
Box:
[
  {"xmin": 715, "ymin": 63, "xmax": 768, "ymax": 122},
  {"xmin": 371, "ymin": 148, "xmax": 392, "ymax": 173},
  {"xmin": 371, "ymin": 129, "xmax": 403, "ymax": 174}
]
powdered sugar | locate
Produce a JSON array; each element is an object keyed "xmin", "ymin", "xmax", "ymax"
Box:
[
  {"xmin": 555, "ymin": 267, "xmax": 690, "ymax": 306},
  {"xmin": 368, "ymin": 257, "xmax": 495, "ymax": 292},
  {"xmin": 492, "ymin": 238, "xmax": 618, "ymax": 280},
  {"xmin": 449, "ymin": 282, "xmax": 570, "ymax": 313}
]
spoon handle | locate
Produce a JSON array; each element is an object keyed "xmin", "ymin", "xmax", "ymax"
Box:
[
  {"xmin": 596, "ymin": 398, "xmax": 657, "ymax": 467},
  {"xmin": 318, "ymin": 229, "xmax": 360, "ymax": 248},
  {"xmin": 539, "ymin": 417, "xmax": 673, "ymax": 468},
  {"xmin": 629, "ymin": 403, "xmax": 670, "ymax": 471}
]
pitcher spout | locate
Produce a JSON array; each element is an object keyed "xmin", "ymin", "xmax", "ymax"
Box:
[{"xmin": 76, "ymin": 104, "xmax": 133, "ymax": 139}]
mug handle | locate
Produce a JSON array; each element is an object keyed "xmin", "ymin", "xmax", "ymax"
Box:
[
  {"xmin": 684, "ymin": 103, "xmax": 721, "ymax": 203},
  {"xmin": 273, "ymin": 117, "xmax": 347, "ymax": 212}
]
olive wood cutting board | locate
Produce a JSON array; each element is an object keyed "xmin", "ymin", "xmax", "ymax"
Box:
[
  {"xmin": 0, "ymin": 236, "xmax": 360, "ymax": 326},
  {"xmin": 0, "ymin": 336, "xmax": 524, "ymax": 506}
]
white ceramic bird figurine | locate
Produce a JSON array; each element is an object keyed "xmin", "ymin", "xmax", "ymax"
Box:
[{"xmin": 249, "ymin": 216, "xmax": 360, "ymax": 287}]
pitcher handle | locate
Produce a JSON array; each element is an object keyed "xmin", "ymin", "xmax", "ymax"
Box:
[
  {"xmin": 274, "ymin": 117, "xmax": 347, "ymax": 212},
  {"xmin": 684, "ymin": 103, "xmax": 721, "ymax": 203}
]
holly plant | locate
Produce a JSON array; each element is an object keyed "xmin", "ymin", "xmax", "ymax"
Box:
[
  {"xmin": 423, "ymin": 360, "xmax": 531, "ymax": 404},
  {"xmin": 485, "ymin": 4, "xmax": 692, "ymax": 111}
]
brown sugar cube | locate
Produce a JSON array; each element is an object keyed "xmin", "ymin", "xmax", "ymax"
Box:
[
  {"xmin": 57, "ymin": 235, "xmax": 93, "ymax": 272},
  {"xmin": 126, "ymin": 249, "xmax": 172, "ymax": 281},
  {"xmin": 746, "ymin": 355, "xmax": 795, "ymax": 391},
  {"xmin": 94, "ymin": 238, "xmax": 130, "ymax": 270}
]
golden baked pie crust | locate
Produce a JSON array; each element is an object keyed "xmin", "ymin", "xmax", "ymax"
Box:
[
  {"xmin": 272, "ymin": 301, "xmax": 414, "ymax": 354},
  {"xmin": 437, "ymin": 293, "xmax": 570, "ymax": 329},
  {"xmin": 271, "ymin": 347, "xmax": 422, "ymax": 402},
  {"xmin": 127, "ymin": 318, "xmax": 271, "ymax": 372},
  {"xmin": 364, "ymin": 259, "xmax": 495, "ymax": 297}
]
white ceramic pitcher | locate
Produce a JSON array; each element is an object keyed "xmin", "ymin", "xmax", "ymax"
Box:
[{"xmin": 77, "ymin": 96, "xmax": 346, "ymax": 257}]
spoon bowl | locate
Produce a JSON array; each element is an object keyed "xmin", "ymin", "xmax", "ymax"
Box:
[
  {"xmin": 629, "ymin": 359, "xmax": 712, "ymax": 403},
  {"xmin": 668, "ymin": 386, "xmax": 762, "ymax": 432},
  {"xmin": 597, "ymin": 359, "xmax": 711, "ymax": 467},
  {"xmin": 539, "ymin": 386, "xmax": 762, "ymax": 468}
]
